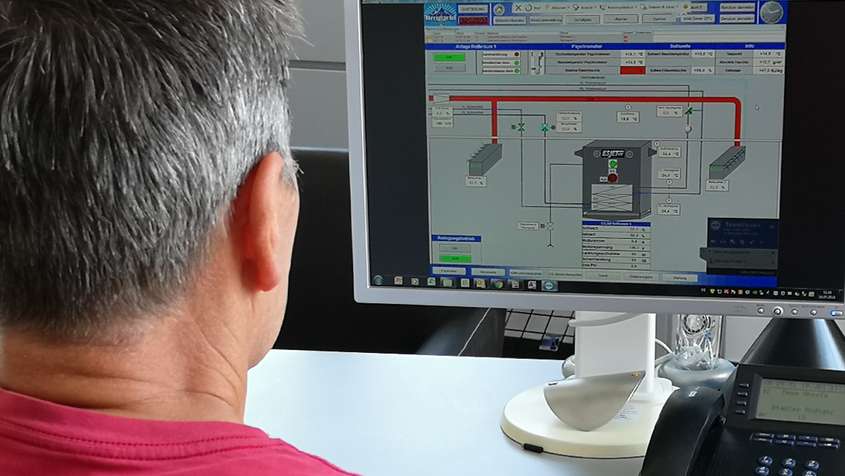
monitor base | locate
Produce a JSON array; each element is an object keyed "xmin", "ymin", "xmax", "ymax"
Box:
[{"xmin": 501, "ymin": 378, "xmax": 674, "ymax": 459}]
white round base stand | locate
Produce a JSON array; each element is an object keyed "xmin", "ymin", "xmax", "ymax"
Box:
[{"xmin": 501, "ymin": 378, "xmax": 674, "ymax": 459}]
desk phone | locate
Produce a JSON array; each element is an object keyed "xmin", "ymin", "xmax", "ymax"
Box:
[{"xmin": 642, "ymin": 364, "xmax": 844, "ymax": 476}]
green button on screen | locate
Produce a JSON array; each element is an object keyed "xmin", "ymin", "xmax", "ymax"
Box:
[
  {"xmin": 433, "ymin": 53, "xmax": 467, "ymax": 63},
  {"xmin": 439, "ymin": 255, "xmax": 472, "ymax": 263}
]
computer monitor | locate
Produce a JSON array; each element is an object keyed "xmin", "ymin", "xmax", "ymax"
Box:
[{"xmin": 344, "ymin": 0, "xmax": 845, "ymax": 319}]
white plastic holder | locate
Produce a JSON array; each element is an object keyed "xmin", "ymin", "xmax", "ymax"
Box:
[
  {"xmin": 501, "ymin": 312, "xmax": 676, "ymax": 459},
  {"xmin": 573, "ymin": 312, "xmax": 672, "ymax": 403}
]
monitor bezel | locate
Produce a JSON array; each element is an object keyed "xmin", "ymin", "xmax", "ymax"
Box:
[{"xmin": 343, "ymin": 0, "xmax": 845, "ymax": 319}]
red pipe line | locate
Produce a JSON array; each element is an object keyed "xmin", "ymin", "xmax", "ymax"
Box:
[
  {"xmin": 491, "ymin": 99, "xmax": 499, "ymax": 144},
  {"xmin": 429, "ymin": 95, "xmax": 743, "ymax": 146}
]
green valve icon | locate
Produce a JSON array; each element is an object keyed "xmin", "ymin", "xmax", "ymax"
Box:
[{"xmin": 609, "ymin": 159, "xmax": 619, "ymax": 169}]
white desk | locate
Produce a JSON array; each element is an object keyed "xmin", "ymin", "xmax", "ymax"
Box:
[{"xmin": 245, "ymin": 350, "xmax": 644, "ymax": 476}]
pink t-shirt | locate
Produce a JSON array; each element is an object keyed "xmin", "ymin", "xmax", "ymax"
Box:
[{"xmin": 0, "ymin": 387, "xmax": 355, "ymax": 475}]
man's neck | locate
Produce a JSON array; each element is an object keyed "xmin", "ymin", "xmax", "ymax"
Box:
[{"xmin": 0, "ymin": 324, "xmax": 249, "ymax": 424}]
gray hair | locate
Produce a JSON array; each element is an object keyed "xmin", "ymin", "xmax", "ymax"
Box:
[{"xmin": 0, "ymin": 0, "xmax": 301, "ymax": 339}]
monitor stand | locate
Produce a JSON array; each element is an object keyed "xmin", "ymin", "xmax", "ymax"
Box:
[
  {"xmin": 742, "ymin": 318, "xmax": 845, "ymax": 370},
  {"xmin": 501, "ymin": 312, "xmax": 675, "ymax": 459}
]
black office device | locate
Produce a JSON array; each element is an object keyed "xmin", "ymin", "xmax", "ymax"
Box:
[{"xmin": 642, "ymin": 320, "xmax": 845, "ymax": 476}]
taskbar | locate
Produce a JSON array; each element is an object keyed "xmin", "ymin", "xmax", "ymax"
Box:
[{"xmin": 370, "ymin": 274, "xmax": 843, "ymax": 302}]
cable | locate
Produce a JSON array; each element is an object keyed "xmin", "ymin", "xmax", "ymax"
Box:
[
  {"xmin": 655, "ymin": 353, "xmax": 675, "ymax": 367},
  {"xmin": 655, "ymin": 339, "xmax": 675, "ymax": 368},
  {"xmin": 458, "ymin": 308, "xmax": 492, "ymax": 357},
  {"xmin": 655, "ymin": 339, "xmax": 673, "ymax": 356}
]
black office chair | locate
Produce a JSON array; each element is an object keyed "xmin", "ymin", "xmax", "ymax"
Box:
[{"xmin": 274, "ymin": 148, "xmax": 505, "ymax": 357}]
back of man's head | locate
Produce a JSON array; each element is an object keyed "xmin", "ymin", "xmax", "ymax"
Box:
[{"xmin": 0, "ymin": 0, "xmax": 301, "ymax": 341}]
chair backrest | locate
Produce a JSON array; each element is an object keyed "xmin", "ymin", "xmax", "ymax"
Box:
[
  {"xmin": 276, "ymin": 149, "xmax": 504, "ymax": 356},
  {"xmin": 275, "ymin": 149, "xmax": 357, "ymax": 347}
]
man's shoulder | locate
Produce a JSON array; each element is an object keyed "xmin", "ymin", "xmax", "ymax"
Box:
[
  {"xmin": 0, "ymin": 387, "xmax": 356, "ymax": 476},
  {"xmin": 230, "ymin": 439, "xmax": 357, "ymax": 476}
]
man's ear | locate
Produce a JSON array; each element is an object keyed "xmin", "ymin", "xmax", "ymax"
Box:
[{"xmin": 232, "ymin": 152, "xmax": 287, "ymax": 292}]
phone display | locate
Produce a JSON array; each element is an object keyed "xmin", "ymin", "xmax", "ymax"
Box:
[{"xmin": 755, "ymin": 379, "xmax": 845, "ymax": 426}]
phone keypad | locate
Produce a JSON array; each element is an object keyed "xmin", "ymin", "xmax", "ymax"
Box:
[{"xmin": 754, "ymin": 452, "xmax": 824, "ymax": 476}]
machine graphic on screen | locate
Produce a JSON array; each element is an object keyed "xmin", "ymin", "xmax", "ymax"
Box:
[{"xmin": 576, "ymin": 140, "xmax": 656, "ymax": 220}]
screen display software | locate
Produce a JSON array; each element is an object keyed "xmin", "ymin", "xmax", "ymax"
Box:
[{"xmin": 359, "ymin": 1, "xmax": 845, "ymax": 305}]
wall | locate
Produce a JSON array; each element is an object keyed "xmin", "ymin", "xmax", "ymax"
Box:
[
  {"xmin": 724, "ymin": 317, "xmax": 845, "ymax": 362},
  {"xmin": 290, "ymin": 0, "xmax": 348, "ymax": 150}
]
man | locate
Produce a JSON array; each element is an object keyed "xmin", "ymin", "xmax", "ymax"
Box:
[{"xmin": 0, "ymin": 1, "xmax": 352, "ymax": 474}]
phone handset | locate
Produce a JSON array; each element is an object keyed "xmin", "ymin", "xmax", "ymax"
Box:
[{"xmin": 640, "ymin": 386, "xmax": 726, "ymax": 476}]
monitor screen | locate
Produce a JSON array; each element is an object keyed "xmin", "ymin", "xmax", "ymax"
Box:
[{"xmin": 346, "ymin": 0, "xmax": 845, "ymax": 317}]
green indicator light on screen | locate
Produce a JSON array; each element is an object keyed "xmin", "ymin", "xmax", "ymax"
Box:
[
  {"xmin": 440, "ymin": 255, "xmax": 472, "ymax": 264},
  {"xmin": 433, "ymin": 53, "xmax": 466, "ymax": 62}
]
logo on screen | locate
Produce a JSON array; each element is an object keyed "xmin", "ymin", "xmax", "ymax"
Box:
[
  {"xmin": 601, "ymin": 149, "xmax": 626, "ymax": 159},
  {"xmin": 425, "ymin": 3, "xmax": 458, "ymax": 23}
]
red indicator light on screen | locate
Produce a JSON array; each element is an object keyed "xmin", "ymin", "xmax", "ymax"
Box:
[
  {"xmin": 608, "ymin": 173, "xmax": 619, "ymax": 184},
  {"xmin": 458, "ymin": 16, "xmax": 489, "ymax": 26},
  {"xmin": 620, "ymin": 66, "xmax": 646, "ymax": 75}
]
